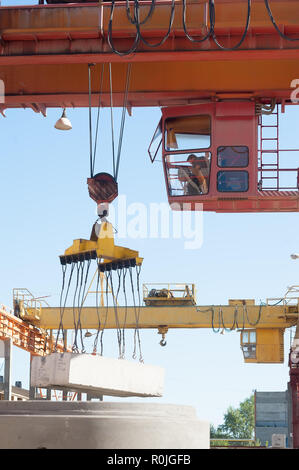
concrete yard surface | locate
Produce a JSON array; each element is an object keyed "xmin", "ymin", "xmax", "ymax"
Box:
[{"xmin": 31, "ymin": 353, "xmax": 165, "ymax": 397}]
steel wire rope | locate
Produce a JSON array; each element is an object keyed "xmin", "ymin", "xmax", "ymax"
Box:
[
  {"xmin": 115, "ymin": 63, "xmax": 131, "ymax": 181},
  {"xmin": 56, "ymin": 263, "xmax": 75, "ymax": 350},
  {"xmin": 109, "ymin": 268, "xmax": 123, "ymax": 358},
  {"xmin": 264, "ymin": 0, "xmax": 299, "ymax": 41},
  {"xmin": 100, "ymin": 271, "xmax": 111, "ymax": 355},
  {"xmin": 211, "ymin": 0, "xmax": 251, "ymax": 51},
  {"xmin": 72, "ymin": 262, "xmax": 81, "ymax": 353},
  {"xmin": 92, "ymin": 64, "xmax": 105, "ymax": 177},
  {"xmin": 121, "ymin": 267, "xmax": 129, "ymax": 358},
  {"xmin": 88, "ymin": 62, "xmax": 129, "ymax": 184},
  {"xmin": 55, "ymin": 263, "xmax": 67, "ymax": 350},
  {"xmin": 109, "ymin": 63, "xmax": 116, "ymax": 178},
  {"xmin": 92, "ymin": 260, "xmax": 102, "ymax": 354},
  {"xmin": 88, "ymin": 64, "xmax": 94, "ymax": 179},
  {"xmin": 72, "ymin": 261, "xmax": 84, "ymax": 352},
  {"xmin": 76, "ymin": 258, "xmax": 92, "ymax": 353},
  {"xmin": 135, "ymin": 264, "xmax": 143, "ymax": 362},
  {"xmin": 59, "ymin": 263, "xmax": 75, "ymax": 349},
  {"xmin": 129, "ymin": 266, "xmax": 143, "ymax": 361}
]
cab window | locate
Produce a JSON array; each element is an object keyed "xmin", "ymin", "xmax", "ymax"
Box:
[
  {"xmin": 217, "ymin": 171, "xmax": 249, "ymax": 192},
  {"xmin": 165, "ymin": 115, "xmax": 211, "ymax": 151},
  {"xmin": 165, "ymin": 152, "xmax": 211, "ymax": 196},
  {"xmin": 217, "ymin": 146, "xmax": 249, "ymax": 167},
  {"xmin": 241, "ymin": 330, "xmax": 257, "ymax": 359}
]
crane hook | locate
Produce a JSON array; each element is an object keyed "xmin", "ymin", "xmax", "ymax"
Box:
[{"xmin": 158, "ymin": 326, "xmax": 168, "ymax": 347}]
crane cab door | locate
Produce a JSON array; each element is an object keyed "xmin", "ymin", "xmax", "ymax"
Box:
[{"xmin": 159, "ymin": 102, "xmax": 258, "ymax": 211}]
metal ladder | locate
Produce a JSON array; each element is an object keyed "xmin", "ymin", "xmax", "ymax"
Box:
[{"xmin": 259, "ymin": 106, "xmax": 280, "ymax": 190}]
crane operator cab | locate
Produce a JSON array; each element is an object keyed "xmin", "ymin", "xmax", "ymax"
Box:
[{"xmin": 148, "ymin": 102, "xmax": 299, "ymax": 213}]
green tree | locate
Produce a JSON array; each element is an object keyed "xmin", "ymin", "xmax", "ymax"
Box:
[{"xmin": 212, "ymin": 395, "xmax": 255, "ymax": 440}]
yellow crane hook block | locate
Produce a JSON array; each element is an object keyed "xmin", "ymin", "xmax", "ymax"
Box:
[{"xmin": 59, "ymin": 221, "xmax": 143, "ymax": 272}]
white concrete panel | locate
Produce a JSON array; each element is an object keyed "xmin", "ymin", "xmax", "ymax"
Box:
[{"xmin": 31, "ymin": 353, "xmax": 165, "ymax": 397}]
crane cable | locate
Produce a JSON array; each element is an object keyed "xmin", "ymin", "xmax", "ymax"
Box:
[
  {"xmin": 211, "ymin": 0, "xmax": 251, "ymax": 51},
  {"xmin": 108, "ymin": 0, "xmax": 175, "ymax": 56},
  {"xmin": 197, "ymin": 303, "xmax": 262, "ymax": 333},
  {"xmin": 88, "ymin": 63, "xmax": 131, "ymax": 183}
]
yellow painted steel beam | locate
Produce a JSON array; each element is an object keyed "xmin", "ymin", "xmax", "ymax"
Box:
[{"xmin": 36, "ymin": 304, "xmax": 298, "ymax": 330}]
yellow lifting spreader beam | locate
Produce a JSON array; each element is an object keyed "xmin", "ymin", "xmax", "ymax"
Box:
[{"xmin": 60, "ymin": 221, "xmax": 143, "ymax": 270}]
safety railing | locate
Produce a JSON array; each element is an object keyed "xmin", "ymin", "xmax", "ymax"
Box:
[
  {"xmin": 210, "ymin": 438, "xmax": 264, "ymax": 448},
  {"xmin": 0, "ymin": 307, "xmax": 67, "ymax": 355},
  {"xmin": 266, "ymin": 285, "xmax": 299, "ymax": 307},
  {"xmin": 143, "ymin": 283, "xmax": 195, "ymax": 301}
]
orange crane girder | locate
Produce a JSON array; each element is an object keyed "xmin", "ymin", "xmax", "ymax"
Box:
[{"xmin": 1, "ymin": 1, "xmax": 299, "ymax": 110}]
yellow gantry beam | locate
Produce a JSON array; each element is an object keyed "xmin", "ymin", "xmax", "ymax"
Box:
[{"xmin": 37, "ymin": 304, "xmax": 298, "ymax": 331}]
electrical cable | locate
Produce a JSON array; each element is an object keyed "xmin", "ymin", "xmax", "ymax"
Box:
[
  {"xmin": 211, "ymin": 306, "xmax": 221, "ymax": 333},
  {"xmin": 137, "ymin": 0, "xmax": 176, "ymax": 48},
  {"xmin": 182, "ymin": 0, "xmax": 214, "ymax": 43},
  {"xmin": 243, "ymin": 303, "xmax": 263, "ymax": 327},
  {"xmin": 211, "ymin": 0, "xmax": 251, "ymax": 51},
  {"xmin": 126, "ymin": 0, "xmax": 155, "ymax": 26},
  {"xmin": 108, "ymin": 0, "xmax": 140, "ymax": 56},
  {"xmin": 220, "ymin": 305, "xmax": 239, "ymax": 332},
  {"xmin": 264, "ymin": 0, "xmax": 299, "ymax": 41},
  {"xmin": 107, "ymin": 0, "xmax": 299, "ymax": 56}
]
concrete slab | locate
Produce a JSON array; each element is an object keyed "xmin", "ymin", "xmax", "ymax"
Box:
[
  {"xmin": 0, "ymin": 401, "xmax": 210, "ymax": 449},
  {"xmin": 31, "ymin": 353, "xmax": 164, "ymax": 398}
]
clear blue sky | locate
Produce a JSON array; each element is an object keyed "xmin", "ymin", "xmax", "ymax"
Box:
[{"xmin": 0, "ymin": 0, "xmax": 298, "ymax": 427}]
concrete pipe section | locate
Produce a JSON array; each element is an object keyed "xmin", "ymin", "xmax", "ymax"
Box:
[{"xmin": 0, "ymin": 401, "xmax": 210, "ymax": 449}]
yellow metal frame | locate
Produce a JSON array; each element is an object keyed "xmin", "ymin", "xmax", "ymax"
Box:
[
  {"xmin": 61, "ymin": 221, "xmax": 143, "ymax": 267},
  {"xmin": 143, "ymin": 283, "xmax": 196, "ymax": 306},
  {"xmin": 240, "ymin": 328, "xmax": 285, "ymax": 364}
]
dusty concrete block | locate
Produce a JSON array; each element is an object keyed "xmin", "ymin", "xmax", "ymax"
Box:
[{"xmin": 31, "ymin": 353, "xmax": 164, "ymax": 398}]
